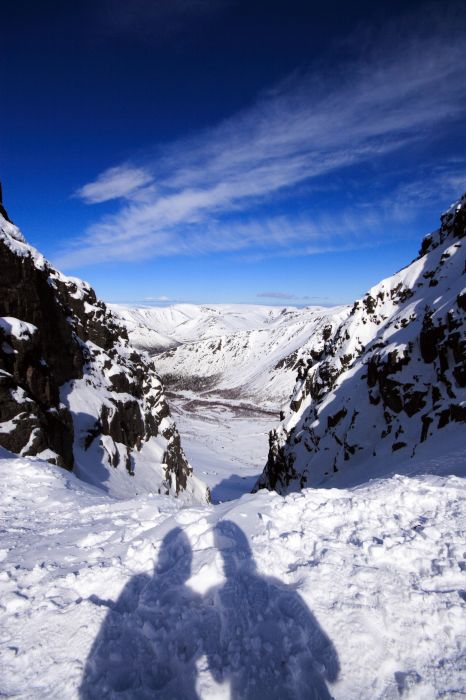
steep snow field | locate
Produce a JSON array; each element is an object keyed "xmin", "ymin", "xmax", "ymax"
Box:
[
  {"xmin": 0, "ymin": 211, "xmax": 206, "ymax": 503},
  {"xmin": 257, "ymin": 195, "xmax": 466, "ymax": 493},
  {"xmin": 1, "ymin": 446, "xmax": 465, "ymax": 699}
]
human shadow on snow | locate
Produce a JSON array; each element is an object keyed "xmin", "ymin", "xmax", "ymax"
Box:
[{"xmin": 80, "ymin": 522, "xmax": 339, "ymax": 699}]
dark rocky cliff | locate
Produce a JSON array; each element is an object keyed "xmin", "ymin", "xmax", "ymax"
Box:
[{"xmin": 0, "ymin": 193, "xmax": 208, "ymax": 502}]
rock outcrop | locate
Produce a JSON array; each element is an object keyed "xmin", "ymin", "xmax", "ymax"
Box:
[
  {"xmin": 0, "ymin": 193, "xmax": 208, "ymax": 502},
  {"xmin": 254, "ymin": 194, "xmax": 466, "ymax": 493}
]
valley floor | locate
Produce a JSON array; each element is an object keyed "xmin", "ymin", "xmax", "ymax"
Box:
[
  {"xmin": 1, "ymin": 448, "xmax": 465, "ymax": 699},
  {"xmin": 166, "ymin": 388, "xmax": 278, "ymax": 502}
]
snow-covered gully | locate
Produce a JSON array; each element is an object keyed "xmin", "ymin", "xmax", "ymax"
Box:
[
  {"xmin": 1, "ymin": 443, "xmax": 465, "ymax": 699},
  {"xmin": 1, "ymin": 198, "xmax": 465, "ymax": 697}
]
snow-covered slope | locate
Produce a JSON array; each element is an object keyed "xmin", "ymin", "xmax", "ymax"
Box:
[
  {"xmin": 1, "ymin": 446, "xmax": 465, "ymax": 698},
  {"xmin": 255, "ymin": 194, "xmax": 466, "ymax": 493},
  {"xmin": 112, "ymin": 303, "xmax": 305, "ymax": 351},
  {"xmin": 0, "ymin": 206, "xmax": 208, "ymax": 503},
  {"xmin": 113, "ymin": 303, "xmax": 349, "ymax": 408}
]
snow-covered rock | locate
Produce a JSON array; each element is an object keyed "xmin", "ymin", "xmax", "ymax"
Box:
[
  {"xmin": 0, "ymin": 203, "xmax": 208, "ymax": 503},
  {"xmin": 255, "ymin": 194, "xmax": 466, "ymax": 493}
]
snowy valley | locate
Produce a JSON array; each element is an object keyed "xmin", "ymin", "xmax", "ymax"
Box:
[
  {"xmin": 0, "ymin": 193, "xmax": 465, "ymax": 699},
  {"xmin": 111, "ymin": 303, "xmax": 349, "ymax": 501}
]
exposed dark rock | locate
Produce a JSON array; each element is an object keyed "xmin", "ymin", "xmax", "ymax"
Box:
[
  {"xmin": 274, "ymin": 350, "xmax": 298, "ymax": 371},
  {"xmin": 420, "ymin": 415, "xmax": 433, "ymax": 443},
  {"xmin": 363, "ymin": 295, "xmax": 377, "ymax": 315},
  {"xmin": 253, "ymin": 428, "xmax": 303, "ymax": 493},
  {"xmin": 458, "ymin": 291, "xmax": 466, "ymax": 312},
  {"xmin": 327, "ymin": 408, "xmax": 347, "ymax": 429},
  {"xmin": 322, "ymin": 325, "xmax": 333, "ymax": 341},
  {"xmin": 0, "ymin": 198, "xmax": 202, "ymax": 500},
  {"xmin": 419, "ymin": 311, "xmax": 445, "ymax": 363},
  {"xmin": 0, "ymin": 182, "xmax": 11, "ymax": 223}
]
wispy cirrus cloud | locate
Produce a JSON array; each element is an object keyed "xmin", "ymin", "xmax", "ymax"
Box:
[
  {"xmin": 60, "ymin": 14, "xmax": 466, "ymax": 269},
  {"xmin": 74, "ymin": 165, "xmax": 154, "ymax": 204}
]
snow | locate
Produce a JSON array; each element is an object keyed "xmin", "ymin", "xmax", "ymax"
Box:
[
  {"xmin": 169, "ymin": 390, "xmax": 277, "ymax": 502},
  {"xmin": 257, "ymin": 199, "xmax": 466, "ymax": 492},
  {"xmin": 60, "ymin": 373, "xmax": 206, "ymax": 505},
  {"xmin": 0, "ymin": 210, "xmax": 209, "ymax": 503},
  {"xmin": 0, "ymin": 419, "xmax": 18, "ymax": 433},
  {"xmin": 111, "ymin": 304, "xmax": 349, "ymax": 404},
  {"xmin": 1, "ymin": 197, "xmax": 465, "ymax": 697},
  {"xmin": 0, "ymin": 447, "xmax": 465, "ymax": 698},
  {"xmin": 0, "ymin": 214, "xmax": 48, "ymax": 267},
  {"xmin": 0, "ymin": 316, "xmax": 38, "ymax": 340}
]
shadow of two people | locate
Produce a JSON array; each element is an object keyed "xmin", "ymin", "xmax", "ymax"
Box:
[{"xmin": 80, "ymin": 521, "xmax": 339, "ymax": 699}]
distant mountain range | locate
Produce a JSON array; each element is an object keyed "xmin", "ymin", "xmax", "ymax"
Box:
[
  {"xmin": 1, "ymin": 187, "xmax": 464, "ymax": 503},
  {"xmin": 112, "ymin": 303, "xmax": 349, "ymax": 408}
]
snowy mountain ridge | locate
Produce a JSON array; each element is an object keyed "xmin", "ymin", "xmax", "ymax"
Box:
[
  {"xmin": 1, "ymin": 190, "xmax": 465, "ymax": 697},
  {"xmin": 0, "ymin": 207, "xmax": 208, "ymax": 502},
  {"xmin": 111, "ymin": 303, "xmax": 307, "ymax": 353},
  {"xmin": 113, "ymin": 303, "xmax": 349, "ymax": 408},
  {"xmin": 255, "ymin": 193, "xmax": 466, "ymax": 493}
]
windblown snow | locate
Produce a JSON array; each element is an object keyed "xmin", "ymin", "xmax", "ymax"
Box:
[{"xmin": 1, "ymin": 446, "xmax": 465, "ymax": 699}]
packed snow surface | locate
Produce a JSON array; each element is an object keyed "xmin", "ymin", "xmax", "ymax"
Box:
[{"xmin": 1, "ymin": 447, "xmax": 465, "ymax": 699}]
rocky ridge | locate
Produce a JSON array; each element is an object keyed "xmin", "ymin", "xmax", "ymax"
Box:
[
  {"xmin": 0, "ymin": 193, "xmax": 208, "ymax": 502},
  {"xmin": 255, "ymin": 194, "xmax": 466, "ymax": 493}
]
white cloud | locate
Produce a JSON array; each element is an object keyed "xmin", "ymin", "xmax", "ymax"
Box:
[
  {"xmin": 74, "ymin": 165, "xmax": 154, "ymax": 204},
  {"xmin": 58, "ymin": 16, "xmax": 466, "ymax": 268},
  {"xmin": 54, "ymin": 207, "xmax": 401, "ymax": 267}
]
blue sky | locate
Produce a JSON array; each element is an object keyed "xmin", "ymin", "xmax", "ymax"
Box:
[{"xmin": 2, "ymin": 0, "xmax": 466, "ymax": 306}]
